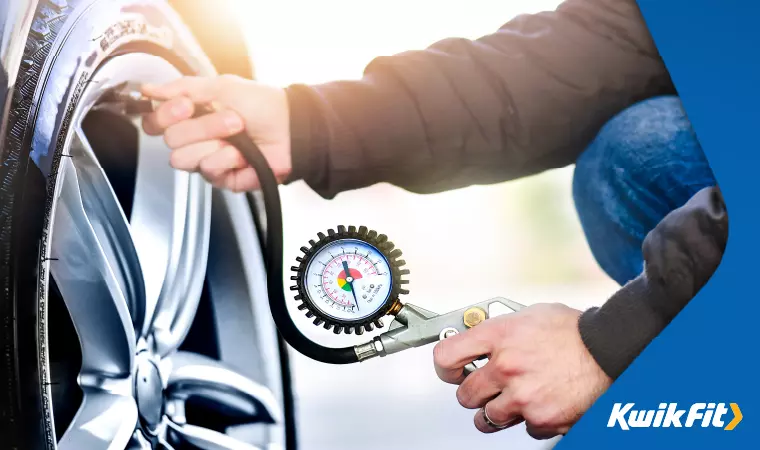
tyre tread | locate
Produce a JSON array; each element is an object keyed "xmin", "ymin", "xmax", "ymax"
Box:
[{"xmin": 0, "ymin": 1, "xmax": 76, "ymax": 448}]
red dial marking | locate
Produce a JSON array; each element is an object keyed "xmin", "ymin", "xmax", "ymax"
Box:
[{"xmin": 321, "ymin": 254, "xmax": 379, "ymax": 305}]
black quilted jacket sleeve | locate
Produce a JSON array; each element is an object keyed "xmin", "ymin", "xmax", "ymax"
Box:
[
  {"xmin": 285, "ymin": 0, "xmax": 674, "ymax": 197},
  {"xmin": 579, "ymin": 187, "xmax": 728, "ymax": 379}
]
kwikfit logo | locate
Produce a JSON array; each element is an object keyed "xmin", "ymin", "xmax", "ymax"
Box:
[{"xmin": 607, "ymin": 403, "xmax": 742, "ymax": 431}]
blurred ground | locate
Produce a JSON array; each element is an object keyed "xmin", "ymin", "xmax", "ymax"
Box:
[{"xmin": 232, "ymin": 1, "xmax": 619, "ymax": 448}]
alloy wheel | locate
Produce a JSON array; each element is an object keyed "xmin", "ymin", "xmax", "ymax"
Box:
[{"xmin": 46, "ymin": 53, "xmax": 283, "ymax": 450}]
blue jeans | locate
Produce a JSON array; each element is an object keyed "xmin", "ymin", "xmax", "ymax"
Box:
[{"xmin": 572, "ymin": 96, "xmax": 716, "ymax": 286}]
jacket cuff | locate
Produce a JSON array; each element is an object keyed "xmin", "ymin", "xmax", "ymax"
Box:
[
  {"xmin": 284, "ymin": 84, "xmax": 329, "ymax": 192},
  {"xmin": 578, "ymin": 274, "xmax": 668, "ymax": 380}
]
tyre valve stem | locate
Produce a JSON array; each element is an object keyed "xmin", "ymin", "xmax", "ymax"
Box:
[{"xmin": 96, "ymin": 81, "xmax": 159, "ymax": 114}]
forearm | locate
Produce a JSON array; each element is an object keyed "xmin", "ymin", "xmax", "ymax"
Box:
[
  {"xmin": 578, "ymin": 186, "xmax": 729, "ymax": 379},
  {"xmin": 285, "ymin": 0, "xmax": 675, "ymax": 198}
]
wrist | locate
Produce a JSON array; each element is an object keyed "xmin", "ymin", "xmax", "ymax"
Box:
[{"xmin": 283, "ymin": 85, "xmax": 326, "ymax": 188}]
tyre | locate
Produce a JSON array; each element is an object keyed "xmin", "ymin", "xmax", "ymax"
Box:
[{"xmin": 0, "ymin": 1, "xmax": 292, "ymax": 449}]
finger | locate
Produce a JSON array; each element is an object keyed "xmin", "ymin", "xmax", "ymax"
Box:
[
  {"xmin": 202, "ymin": 167, "xmax": 257, "ymax": 193},
  {"xmin": 228, "ymin": 167, "xmax": 291, "ymax": 192},
  {"xmin": 208, "ymin": 166, "xmax": 289, "ymax": 193},
  {"xmin": 525, "ymin": 423, "xmax": 559, "ymax": 440},
  {"xmin": 163, "ymin": 110, "xmax": 244, "ymax": 149},
  {"xmin": 142, "ymin": 96, "xmax": 195, "ymax": 135},
  {"xmin": 169, "ymin": 140, "xmax": 226, "ymax": 172},
  {"xmin": 201, "ymin": 168, "xmax": 235, "ymax": 190},
  {"xmin": 198, "ymin": 145, "xmax": 248, "ymax": 180},
  {"xmin": 433, "ymin": 323, "xmax": 497, "ymax": 384},
  {"xmin": 455, "ymin": 365, "xmax": 502, "ymax": 409},
  {"xmin": 224, "ymin": 167, "xmax": 260, "ymax": 192},
  {"xmin": 474, "ymin": 397, "xmax": 523, "ymax": 434},
  {"xmin": 141, "ymin": 76, "xmax": 220, "ymax": 103}
]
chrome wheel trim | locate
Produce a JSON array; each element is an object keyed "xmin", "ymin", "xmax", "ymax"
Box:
[{"xmin": 47, "ymin": 53, "xmax": 283, "ymax": 450}]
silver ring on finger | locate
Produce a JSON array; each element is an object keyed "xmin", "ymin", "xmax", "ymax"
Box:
[{"xmin": 482, "ymin": 404, "xmax": 511, "ymax": 430}]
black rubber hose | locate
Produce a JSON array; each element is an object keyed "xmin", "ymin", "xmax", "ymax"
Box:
[{"xmin": 221, "ymin": 128, "xmax": 360, "ymax": 365}]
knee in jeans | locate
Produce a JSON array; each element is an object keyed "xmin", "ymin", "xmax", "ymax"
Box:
[{"xmin": 573, "ymin": 96, "xmax": 703, "ymax": 201}]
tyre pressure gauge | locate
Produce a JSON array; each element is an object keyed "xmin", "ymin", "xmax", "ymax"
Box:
[{"xmin": 291, "ymin": 226, "xmax": 409, "ymax": 335}]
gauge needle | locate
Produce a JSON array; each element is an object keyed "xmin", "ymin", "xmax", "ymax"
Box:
[{"xmin": 342, "ymin": 261, "xmax": 360, "ymax": 311}]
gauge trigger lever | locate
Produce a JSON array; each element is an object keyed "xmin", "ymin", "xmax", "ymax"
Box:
[{"xmin": 352, "ymin": 297, "xmax": 525, "ymax": 375}]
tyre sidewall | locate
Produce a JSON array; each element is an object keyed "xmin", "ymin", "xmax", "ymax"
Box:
[{"xmin": 1, "ymin": 1, "xmax": 215, "ymax": 448}]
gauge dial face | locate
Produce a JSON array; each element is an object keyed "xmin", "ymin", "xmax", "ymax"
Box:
[{"xmin": 304, "ymin": 239, "xmax": 393, "ymax": 322}]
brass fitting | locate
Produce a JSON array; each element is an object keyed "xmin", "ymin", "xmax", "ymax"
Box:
[
  {"xmin": 463, "ymin": 307, "xmax": 487, "ymax": 328},
  {"xmin": 387, "ymin": 299, "xmax": 404, "ymax": 316}
]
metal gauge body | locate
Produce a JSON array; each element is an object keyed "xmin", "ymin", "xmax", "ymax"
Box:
[{"xmin": 291, "ymin": 226, "xmax": 409, "ymax": 335}]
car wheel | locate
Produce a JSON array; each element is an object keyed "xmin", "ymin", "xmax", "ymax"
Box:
[{"xmin": 0, "ymin": 1, "xmax": 292, "ymax": 449}]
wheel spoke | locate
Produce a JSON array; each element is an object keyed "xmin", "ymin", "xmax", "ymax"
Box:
[
  {"xmin": 167, "ymin": 421, "xmax": 264, "ymax": 450},
  {"xmin": 58, "ymin": 389, "xmax": 137, "ymax": 450},
  {"xmin": 130, "ymin": 131, "xmax": 211, "ymax": 355},
  {"xmin": 72, "ymin": 127, "xmax": 145, "ymax": 329},
  {"xmin": 50, "ymin": 155, "xmax": 137, "ymax": 379},
  {"xmin": 165, "ymin": 352, "xmax": 282, "ymax": 425}
]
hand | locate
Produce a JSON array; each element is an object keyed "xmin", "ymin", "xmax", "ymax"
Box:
[
  {"xmin": 141, "ymin": 75, "xmax": 291, "ymax": 192},
  {"xmin": 433, "ymin": 303, "xmax": 611, "ymax": 439}
]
